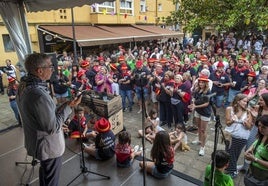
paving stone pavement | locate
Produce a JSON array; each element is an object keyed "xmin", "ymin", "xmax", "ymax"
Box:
[
  {"xmin": 0, "ymin": 94, "xmax": 246, "ymax": 185},
  {"xmin": 122, "ymin": 102, "xmax": 246, "ymax": 186}
]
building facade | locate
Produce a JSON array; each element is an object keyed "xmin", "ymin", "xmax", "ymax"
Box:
[{"xmin": 0, "ymin": 0, "xmax": 176, "ymax": 68}]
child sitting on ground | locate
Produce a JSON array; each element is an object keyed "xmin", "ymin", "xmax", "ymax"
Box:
[
  {"xmin": 68, "ymin": 105, "xmax": 88, "ymax": 138},
  {"xmin": 139, "ymin": 131, "xmax": 175, "ymax": 179},
  {"xmin": 83, "ymin": 117, "xmax": 115, "ymax": 160},
  {"xmin": 169, "ymin": 125, "xmax": 190, "ymax": 152},
  {"xmin": 138, "ymin": 108, "xmax": 164, "ymax": 143},
  {"xmin": 115, "ymin": 131, "xmax": 142, "ymax": 167},
  {"xmin": 67, "ymin": 105, "xmax": 98, "ymax": 140},
  {"xmin": 204, "ymin": 150, "xmax": 234, "ymax": 186}
]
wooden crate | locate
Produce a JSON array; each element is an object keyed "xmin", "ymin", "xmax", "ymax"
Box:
[
  {"xmin": 109, "ymin": 109, "xmax": 123, "ymax": 135},
  {"xmin": 82, "ymin": 95, "xmax": 122, "ymax": 118}
]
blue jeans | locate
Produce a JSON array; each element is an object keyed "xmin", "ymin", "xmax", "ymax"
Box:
[
  {"xmin": 10, "ymin": 100, "xmax": 20, "ymax": 122},
  {"xmin": 120, "ymin": 89, "xmax": 133, "ymax": 109},
  {"xmin": 227, "ymin": 89, "xmax": 240, "ymax": 105},
  {"xmin": 212, "ymin": 95, "xmax": 224, "ymax": 108}
]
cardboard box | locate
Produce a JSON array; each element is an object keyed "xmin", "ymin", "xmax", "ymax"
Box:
[
  {"xmin": 109, "ymin": 109, "xmax": 123, "ymax": 135},
  {"xmin": 82, "ymin": 95, "xmax": 122, "ymax": 117}
]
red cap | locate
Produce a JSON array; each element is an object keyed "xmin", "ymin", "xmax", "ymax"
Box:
[
  {"xmin": 136, "ymin": 60, "xmax": 143, "ymax": 68},
  {"xmin": 148, "ymin": 58, "xmax": 155, "ymax": 63},
  {"xmin": 248, "ymin": 71, "xmax": 256, "ymax": 77},
  {"xmin": 81, "ymin": 60, "xmax": 90, "ymax": 68},
  {"xmin": 217, "ymin": 62, "xmax": 225, "ymax": 68},
  {"xmin": 159, "ymin": 58, "xmax": 168, "ymax": 63},
  {"xmin": 200, "ymin": 55, "xmax": 208, "ymax": 62},
  {"xmin": 198, "ymin": 75, "xmax": 209, "ymax": 82},
  {"xmin": 238, "ymin": 57, "xmax": 247, "ymax": 62},
  {"xmin": 98, "ymin": 56, "xmax": 104, "ymax": 61},
  {"xmin": 121, "ymin": 64, "xmax": 128, "ymax": 71},
  {"xmin": 118, "ymin": 56, "xmax": 125, "ymax": 61}
]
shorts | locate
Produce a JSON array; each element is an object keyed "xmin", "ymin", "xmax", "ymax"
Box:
[
  {"xmin": 135, "ymin": 86, "xmax": 149, "ymax": 100},
  {"xmin": 116, "ymin": 160, "xmax": 132, "ymax": 168},
  {"xmin": 151, "ymin": 165, "xmax": 172, "ymax": 179},
  {"xmin": 194, "ymin": 111, "xmax": 210, "ymax": 122},
  {"xmin": 55, "ymin": 91, "xmax": 68, "ymax": 98}
]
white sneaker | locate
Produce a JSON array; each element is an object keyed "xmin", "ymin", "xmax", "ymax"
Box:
[
  {"xmin": 137, "ymin": 109, "xmax": 142, "ymax": 114},
  {"xmin": 133, "ymin": 145, "xmax": 139, "ymax": 153},
  {"xmin": 192, "ymin": 140, "xmax": 201, "ymax": 145},
  {"xmin": 199, "ymin": 147, "xmax": 205, "ymax": 156}
]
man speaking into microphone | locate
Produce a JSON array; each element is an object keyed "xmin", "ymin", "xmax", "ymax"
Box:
[{"xmin": 16, "ymin": 53, "xmax": 81, "ymax": 186}]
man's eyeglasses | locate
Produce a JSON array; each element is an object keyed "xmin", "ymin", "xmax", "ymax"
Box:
[{"xmin": 39, "ymin": 65, "xmax": 54, "ymax": 70}]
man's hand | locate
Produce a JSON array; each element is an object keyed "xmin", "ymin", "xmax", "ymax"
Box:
[{"xmin": 68, "ymin": 95, "xmax": 82, "ymax": 107}]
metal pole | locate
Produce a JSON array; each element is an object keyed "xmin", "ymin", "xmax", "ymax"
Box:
[{"xmin": 71, "ymin": 7, "xmax": 78, "ymax": 65}]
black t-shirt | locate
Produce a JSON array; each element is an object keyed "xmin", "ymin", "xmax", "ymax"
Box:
[
  {"xmin": 95, "ymin": 130, "xmax": 115, "ymax": 160},
  {"xmin": 119, "ymin": 75, "xmax": 132, "ymax": 90},
  {"xmin": 53, "ymin": 75, "xmax": 69, "ymax": 94},
  {"xmin": 133, "ymin": 67, "xmax": 150, "ymax": 87},
  {"xmin": 193, "ymin": 91, "xmax": 212, "ymax": 117}
]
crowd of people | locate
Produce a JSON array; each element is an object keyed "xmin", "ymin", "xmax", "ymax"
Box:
[{"xmin": 9, "ymin": 31, "xmax": 268, "ymax": 185}]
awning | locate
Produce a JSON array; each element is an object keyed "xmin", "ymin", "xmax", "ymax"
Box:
[
  {"xmin": 132, "ymin": 25, "xmax": 183, "ymax": 38},
  {"xmin": 38, "ymin": 25, "xmax": 181, "ymax": 47}
]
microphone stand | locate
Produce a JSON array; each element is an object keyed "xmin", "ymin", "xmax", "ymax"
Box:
[
  {"xmin": 140, "ymin": 79, "xmax": 147, "ymax": 186},
  {"xmin": 67, "ymin": 104, "xmax": 110, "ymax": 186},
  {"xmin": 210, "ymin": 102, "xmax": 228, "ymax": 186}
]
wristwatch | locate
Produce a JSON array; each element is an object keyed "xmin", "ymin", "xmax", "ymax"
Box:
[{"xmin": 254, "ymin": 157, "xmax": 258, "ymax": 162}]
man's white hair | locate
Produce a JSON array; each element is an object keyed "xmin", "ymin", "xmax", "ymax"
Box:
[{"xmin": 200, "ymin": 69, "xmax": 210, "ymax": 77}]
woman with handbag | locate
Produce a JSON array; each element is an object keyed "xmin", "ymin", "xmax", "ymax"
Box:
[
  {"xmin": 225, "ymin": 93, "xmax": 253, "ymax": 178},
  {"xmin": 188, "ymin": 75, "xmax": 212, "ymax": 156},
  {"xmin": 156, "ymin": 71, "xmax": 174, "ymax": 128},
  {"xmin": 244, "ymin": 115, "xmax": 268, "ymax": 186}
]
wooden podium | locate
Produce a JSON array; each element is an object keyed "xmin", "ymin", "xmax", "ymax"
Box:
[{"xmin": 81, "ymin": 92, "xmax": 123, "ymax": 135}]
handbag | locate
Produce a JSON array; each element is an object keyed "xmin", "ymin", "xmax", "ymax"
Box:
[
  {"xmin": 170, "ymin": 97, "xmax": 181, "ymax": 105},
  {"xmin": 156, "ymin": 88, "xmax": 167, "ymax": 102},
  {"xmin": 244, "ymin": 166, "xmax": 268, "ymax": 186}
]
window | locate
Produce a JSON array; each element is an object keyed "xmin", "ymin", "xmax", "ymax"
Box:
[
  {"xmin": 158, "ymin": 3, "xmax": 162, "ymax": 11},
  {"xmin": 120, "ymin": 0, "xmax": 134, "ymax": 15},
  {"xmin": 140, "ymin": 0, "xmax": 146, "ymax": 12},
  {"xmin": 91, "ymin": 2, "xmax": 116, "ymax": 14},
  {"xmin": 59, "ymin": 9, "xmax": 67, "ymax": 19},
  {"xmin": 2, "ymin": 34, "xmax": 15, "ymax": 52}
]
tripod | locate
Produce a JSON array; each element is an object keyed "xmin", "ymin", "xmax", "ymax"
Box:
[
  {"xmin": 67, "ymin": 114, "xmax": 110, "ymax": 186},
  {"xmin": 15, "ymin": 158, "xmax": 39, "ymax": 166},
  {"xmin": 15, "ymin": 157, "xmax": 40, "ymax": 186},
  {"xmin": 210, "ymin": 108, "xmax": 228, "ymax": 186}
]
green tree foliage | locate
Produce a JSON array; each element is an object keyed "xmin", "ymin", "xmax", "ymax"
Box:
[{"xmin": 168, "ymin": 0, "xmax": 268, "ymax": 34}]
